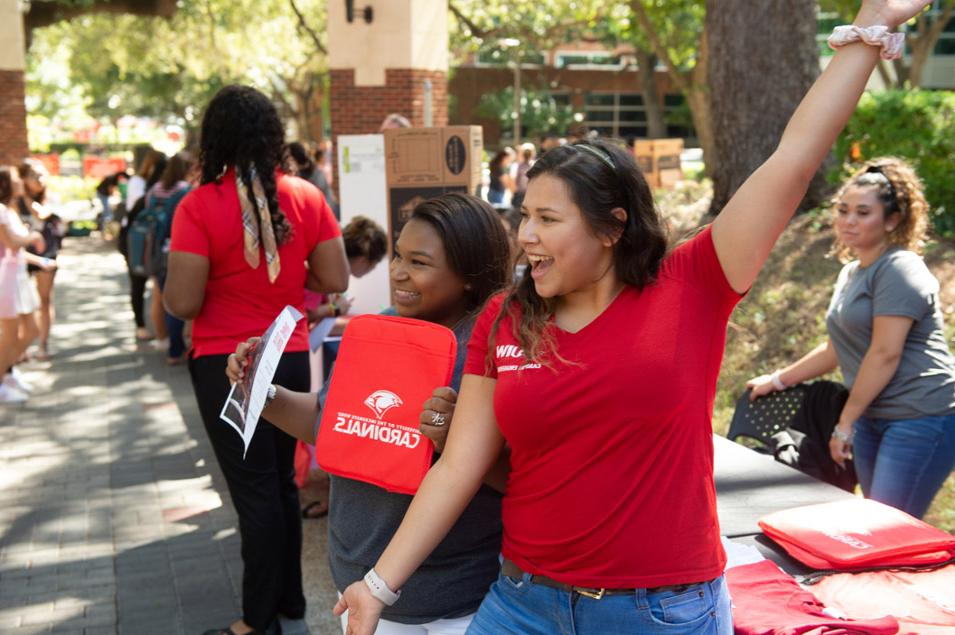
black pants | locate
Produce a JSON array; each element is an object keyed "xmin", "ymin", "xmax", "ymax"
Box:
[
  {"xmin": 189, "ymin": 351, "xmax": 309, "ymax": 630},
  {"xmin": 129, "ymin": 271, "xmax": 147, "ymax": 328}
]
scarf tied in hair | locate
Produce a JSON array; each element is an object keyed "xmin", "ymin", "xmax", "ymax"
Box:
[{"xmin": 235, "ymin": 167, "xmax": 281, "ymax": 283}]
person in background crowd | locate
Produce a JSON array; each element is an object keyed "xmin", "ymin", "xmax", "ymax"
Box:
[
  {"xmin": 126, "ymin": 149, "xmax": 164, "ymax": 211},
  {"xmin": 0, "ymin": 166, "xmax": 54, "ymax": 404},
  {"xmin": 120, "ymin": 152, "xmax": 167, "ymax": 342},
  {"xmin": 95, "ymin": 170, "xmax": 128, "ymax": 236},
  {"xmin": 380, "ymin": 113, "xmax": 412, "ymax": 131},
  {"xmin": 146, "ymin": 152, "xmax": 194, "ymax": 365},
  {"xmin": 315, "ymin": 139, "xmax": 334, "ymax": 188},
  {"xmin": 335, "ymin": 2, "xmax": 934, "ymax": 633},
  {"xmin": 747, "ymin": 158, "xmax": 955, "ymax": 519},
  {"xmin": 227, "ymin": 193, "xmax": 512, "ymax": 635},
  {"xmin": 283, "ymin": 141, "xmax": 339, "ymax": 219},
  {"xmin": 165, "ymin": 84, "xmax": 348, "ymax": 635},
  {"xmin": 510, "ymin": 142, "xmax": 537, "ymax": 210},
  {"xmin": 304, "ymin": 215, "xmax": 388, "ymax": 326},
  {"xmin": 17, "ymin": 159, "xmax": 63, "ymax": 360},
  {"xmin": 486, "ymin": 148, "xmax": 516, "ymax": 206}
]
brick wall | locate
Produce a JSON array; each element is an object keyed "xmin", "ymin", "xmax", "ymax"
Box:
[
  {"xmin": 330, "ymin": 68, "xmax": 448, "ymax": 138},
  {"xmin": 0, "ymin": 69, "xmax": 28, "ymax": 165}
]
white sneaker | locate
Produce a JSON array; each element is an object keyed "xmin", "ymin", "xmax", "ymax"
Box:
[
  {"xmin": 0, "ymin": 383, "xmax": 28, "ymax": 403},
  {"xmin": 4, "ymin": 368, "xmax": 33, "ymax": 393}
]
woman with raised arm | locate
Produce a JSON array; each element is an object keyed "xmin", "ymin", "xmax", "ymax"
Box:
[
  {"xmin": 747, "ymin": 158, "xmax": 955, "ymax": 519},
  {"xmin": 336, "ymin": 3, "xmax": 933, "ymax": 634},
  {"xmin": 164, "ymin": 85, "xmax": 349, "ymax": 635},
  {"xmin": 227, "ymin": 193, "xmax": 512, "ymax": 635}
]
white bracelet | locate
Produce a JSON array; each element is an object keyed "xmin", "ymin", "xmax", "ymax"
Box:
[
  {"xmin": 770, "ymin": 370, "xmax": 788, "ymax": 392},
  {"xmin": 828, "ymin": 25, "xmax": 904, "ymax": 61},
  {"xmin": 364, "ymin": 568, "xmax": 401, "ymax": 606},
  {"xmin": 831, "ymin": 426, "xmax": 854, "ymax": 444}
]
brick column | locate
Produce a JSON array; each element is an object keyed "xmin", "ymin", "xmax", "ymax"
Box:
[
  {"xmin": 0, "ymin": 0, "xmax": 28, "ymax": 165},
  {"xmin": 0, "ymin": 70, "xmax": 29, "ymax": 165},
  {"xmin": 329, "ymin": 68, "xmax": 448, "ymax": 137},
  {"xmin": 327, "ymin": 0, "xmax": 449, "ymax": 138}
]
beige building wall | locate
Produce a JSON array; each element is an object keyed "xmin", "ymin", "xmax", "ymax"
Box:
[
  {"xmin": 328, "ymin": 0, "xmax": 448, "ymax": 86},
  {"xmin": 0, "ymin": 0, "xmax": 26, "ymax": 71}
]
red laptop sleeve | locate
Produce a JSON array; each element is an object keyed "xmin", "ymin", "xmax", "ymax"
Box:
[
  {"xmin": 759, "ymin": 499, "xmax": 955, "ymax": 570},
  {"xmin": 314, "ymin": 314, "xmax": 456, "ymax": 494}
]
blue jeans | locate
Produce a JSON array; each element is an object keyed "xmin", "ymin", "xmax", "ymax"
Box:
[
  {"xmin": 466, "ymin": 572, "xmax": 732, "ymax": 635},
  {"xmin": 852, "ymin": 413, "xmax": 955, "ymax": 519},
  {"xmin": 97, "ymin": 193, "xmax": 112, "ymax": 231}
]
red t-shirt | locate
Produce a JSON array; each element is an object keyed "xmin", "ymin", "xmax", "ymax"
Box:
[
  {"xmin": 169, "ymin": 170, "xmax": 341, "ymax": 357},
  {"xmin": 464, "ymin": 227, "xmax": 742, "ymax": 588}
]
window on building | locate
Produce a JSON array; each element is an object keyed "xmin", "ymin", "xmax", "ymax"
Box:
[
  {"xmin": 583, "ymin": 92, "xmax": 647, "ymax": 138},
  {"xmin": 555, "ymin": 52, "xmax": 627, "ymax": 70}
]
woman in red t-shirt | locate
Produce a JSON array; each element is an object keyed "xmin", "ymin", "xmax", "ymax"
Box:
[
  {"xmin": 338, "ymin": 3, "xmax": 931, "ymax": 633},
  {"xmin": 164, "ymin": 85, "xmax": 348, "ymax": 635}
]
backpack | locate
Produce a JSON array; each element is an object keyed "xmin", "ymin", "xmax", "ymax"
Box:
[
  {"xmin": 127, "ymin": 185, "xmax": 188, "ymax": 278},
  {"xmin": 146, "ymin": 186, "xmax": 190, "ymax": 280}
]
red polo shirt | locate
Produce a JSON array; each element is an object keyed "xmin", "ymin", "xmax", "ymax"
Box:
[
  {"xmin": 170, "ymin": 170, "xmax": 340, "ymax": 357},
  {"xmin": 465, "ymin": 227, "xmax": 742, "ymax": 588}
]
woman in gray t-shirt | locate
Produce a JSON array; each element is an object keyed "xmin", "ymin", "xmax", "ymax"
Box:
[{"xmin": 748, "ymin": 158, "xmax": 955, "ymax": 518}]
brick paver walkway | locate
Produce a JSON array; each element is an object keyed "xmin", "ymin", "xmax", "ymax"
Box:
[{"xmin": 0, "ymin": 238, "xmax": 338, "ymax": 634}]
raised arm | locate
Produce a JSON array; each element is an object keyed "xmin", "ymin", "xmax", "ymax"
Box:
[
  {"xmin": 712, "ymin": 0, "xmax": 932, "ymax": 293},
  {"xmin": 335, "ymin": 374, "xmax": 504, "ymax": 635}
]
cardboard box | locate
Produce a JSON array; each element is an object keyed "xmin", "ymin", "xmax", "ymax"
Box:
[
  {"xmin": 633, "ymin": 138, "xmax": 684, "ymax": 189},
  {"xmin": 383, "ymin": 126, "xmax": 483, "ymax": 250}
]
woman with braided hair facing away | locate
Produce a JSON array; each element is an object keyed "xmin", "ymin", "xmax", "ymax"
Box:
[
  {"xmin": 164, "ymin": 85, "xmax": 349, "ymax": 635},
  {"xmin": 335, "ymin": 2, "xmax": 937, "ymax": 634},
  {"xmin": 748, "ymin": 157, "xmax": 955, "ymax": 519}
]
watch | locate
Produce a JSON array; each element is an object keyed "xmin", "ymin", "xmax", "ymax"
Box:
[
  {"xmin": 265, "ymin": 383, "xmax": 277, "ymax": 406},
  {"xmin": 363, "ymin": 568, "xmax": 401, "ymax": 606}
]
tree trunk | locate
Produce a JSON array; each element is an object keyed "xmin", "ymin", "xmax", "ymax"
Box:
[
  {"xmin": 686, "ymin": 28, "xmax": 714, "ymax": 177},
  {"xmin": 706, "ymin": 0, "xmax": 828, "ymax": 215},
  {"xmin": 635, "ymin": 49, "xmax": 666, "ymax": 139}
]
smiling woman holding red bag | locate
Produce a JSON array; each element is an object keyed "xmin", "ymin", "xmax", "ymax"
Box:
[{"xmin": 227, "ymin": 193, "xmax": 513, "ymax": 635}]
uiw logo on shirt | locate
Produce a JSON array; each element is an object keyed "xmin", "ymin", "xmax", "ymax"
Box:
[{"xmin": 495, "ymin": 344, "xmax": 542, "ymax": 372}]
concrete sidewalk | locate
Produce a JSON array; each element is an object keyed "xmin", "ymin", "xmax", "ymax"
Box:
[{"xmin": 0, "ymin": 238, "xmax": 339, "ymax": 634}]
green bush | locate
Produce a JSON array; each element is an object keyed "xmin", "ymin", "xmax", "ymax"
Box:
[{"xmin": 832, "ymin": 90, "xmax": 955, "ymax": 237}]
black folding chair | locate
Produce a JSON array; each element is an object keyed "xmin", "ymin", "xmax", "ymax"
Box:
[{"xmin": 728, "ymin": 381, "xmax": 857, "ymax": 492}]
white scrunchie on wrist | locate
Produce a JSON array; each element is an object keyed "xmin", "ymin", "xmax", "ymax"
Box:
[{"xmin": 828, "ymin": 25, "xmax": 905, "ymax": 61}]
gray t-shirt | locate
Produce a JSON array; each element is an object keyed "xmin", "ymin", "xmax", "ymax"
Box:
[
  {"xmin": 826, "ymin": 248, "xmax": 955, "ymax": 419},
  {"xmin": 319, "ymin": 312, "xmax": 502, "ymax": 624}
]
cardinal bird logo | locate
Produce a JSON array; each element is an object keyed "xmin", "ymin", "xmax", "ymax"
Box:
[{"xmin": 364, "ymin": 390, "xmax": 403, "ymax": 420}]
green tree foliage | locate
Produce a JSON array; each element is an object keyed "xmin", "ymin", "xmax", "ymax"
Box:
[
  {"xmin": 833, "ymin": 90, "xmax": 955, "ymax": 236},
  {"xmin": 476, "ymin": 86, "xmax": 576, "ymax": 140},
  {"xmin": 26, "ymin": 0, "xmax": 328, "ymax": 138}
]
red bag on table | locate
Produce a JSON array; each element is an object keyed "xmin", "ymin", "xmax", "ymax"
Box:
[
  {"xmin": 314, "ymin": 314, "xmax": 456, "ymax": 494},
  {"xmin": 759, "ymin": 499, "xmax": 955, "ymax": 571}
]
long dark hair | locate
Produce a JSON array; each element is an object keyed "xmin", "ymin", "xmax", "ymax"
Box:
[
  {"xmin": 490, "ymin": 139, "xmax": 668, "ymax": 364},
  {"xmin": 410, "ymin": 193, "xmax": 512, "ymax": 315},
  {"xmin": 198, "ymin": 85, "xmax": 293, "ymax": 244},
  {"xmin": 0, "ymin": 166, "xmax": 14, "ymax": 205},
  {"xmin": 160, "ymin": 152, "xmax": 192, "ymax": 189}
]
